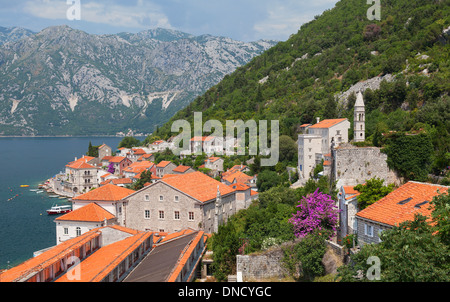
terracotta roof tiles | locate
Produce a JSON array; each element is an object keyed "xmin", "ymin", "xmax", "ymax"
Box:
[
  {"xmin": 72, "ymin": 184, "xmax": 135, "ymax": 202},
  {"xmin": 356, "ymin": 181, "xmax": 448, "ymax": 227}
]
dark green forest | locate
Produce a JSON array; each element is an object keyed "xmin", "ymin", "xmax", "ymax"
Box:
[{"xmin": 151, "ymin": 0, "xmax": 449, "ymax": 179}]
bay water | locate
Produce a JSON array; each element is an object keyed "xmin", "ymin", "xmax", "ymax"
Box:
[{"xmin": 0, "ymin": 136, "xmax": 141, "ymax": 269}]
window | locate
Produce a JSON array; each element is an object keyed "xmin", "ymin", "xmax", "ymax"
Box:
[
  {"xmin": 64, "ymin": 227, "xmax": 69, "ymax": 235},
  {"xmin": 174, "ymin": 211, "xmax": 180, "ymax": 220},
  {"xmin": 364, "ymin": 224, "xmax": 373, "ymax": 237},
  {"xmin": 159, "ymin": 211, "xmax": 165, "ymax": 219},
  {"xmin": 159, "ymin": 195, "xmax": 164, "ymax": 202},
  {"xmin": 76, "ymin": 227, "xmax": 81, "ymax": 237},
  {"xmin": 378, "ymin": 229, "xmax": 384, "ymax": 242},
  {"xmin": 188, "ymin": 212, "xmax": 194, "ymax": 221},
  {"xmin": 174, "ymin": 195, "xmax": 179, "ymax": 202},
  {"xmin": 145, "ymin": 210, "xmax": 150, "ymax": 219},
  {"xmin": 144, "ymin": 194, "xmax": 150, "ymax": 201}
]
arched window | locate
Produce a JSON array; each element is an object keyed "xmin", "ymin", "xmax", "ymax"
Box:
[{"xmin": 76, "ymin": 227, "xmax": 81, "ymax": 237}]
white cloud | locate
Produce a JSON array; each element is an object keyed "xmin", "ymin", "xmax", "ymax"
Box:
[{"xmin": 23, "ymin": 0, "xmax": 172, "ymax": 30}]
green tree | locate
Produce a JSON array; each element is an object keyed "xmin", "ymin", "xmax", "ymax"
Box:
[
  {"xmin": 383, "ymin": 132, "xmax": 434, "ymax": 181},
  {"xmin": 133, "ymin": 170, "xmax": 152, "ymax": 191},
  {"xmin": 211, "ymin": 221, "xmax": 242, "ymax": 282},
  {"xmin": 429, "ymin": 191, "xmax": 450, "ymax": 246},
  {"xmin": 256, "ymin": 170, "xmax": 282, "ymax": 192},
  {"xmin": 279, "ymin": 135, "xmax": 298, "ymax": 164},
  {"xmin": 354, "ymin": 177, "xmax": 395, "ymax": 210},
  {"xmin": 86, "ymin": 141, "xmax": 99, "ymax": 157},
  {"xmin": 338, "ymin": 214, "xmax": 450, "ymax": 282},
  {"xmin": 281, "ymin": 230, "xmax": 327, "ymax": 281},
  {"xmin": 118, "ymin": 136, "xmax": 141, "ymax": 149}
]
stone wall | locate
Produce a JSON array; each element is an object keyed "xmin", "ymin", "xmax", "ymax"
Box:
[
  {"xmin": 334, "ymin": 144, "xmax": 401, "ymax": 186},
  {"xmin": 236, "ymin": 247, "xmax": 288, "ymax": 280},
  {"xmin": 236, "ymin": 240, "xmax": 345, "ymax": 281}
]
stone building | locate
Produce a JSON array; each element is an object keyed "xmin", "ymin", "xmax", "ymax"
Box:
[
  {"xmin": 332, "ymin": 143, "xmax": 401, "ymax": 187},
  {"xmin": 54, "ymin": 203, "xmax": 116, "ymax": 244},
  {"xmin": 297, "ymin": 118, "xmax": 350, "ymax": 182},
  {"xmin": 121, "ymin": 172, "xmax": 237, "ymax": 234},
  {"xmin": 63, "ymin": 156, "xmax": 100, "ymax": 196},
  {"xmin": 98, "ymin": 144, "xmax": 112, "ymax": 160}
]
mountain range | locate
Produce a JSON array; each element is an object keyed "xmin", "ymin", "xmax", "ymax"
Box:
[{"xmin": 0, "ymin": 26, "xmax": 277, "ymax": 136}]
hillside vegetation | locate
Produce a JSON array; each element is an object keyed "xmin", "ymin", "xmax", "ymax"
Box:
[{"xmin": 154, "ymin": 0, "xmax": 450, "ymax": 179}]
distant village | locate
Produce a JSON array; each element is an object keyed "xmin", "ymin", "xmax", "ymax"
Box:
[{"xmin": 1, "ymin": 92, "xmax": 447, "ymax": 283}]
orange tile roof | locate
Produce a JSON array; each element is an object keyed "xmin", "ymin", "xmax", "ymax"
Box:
[
  {"xmin": 167, "ymin": 231, "xmax": 205, "ymax": 282},
  {"xmin": 190, "ymin": 136, "xmax": 214, "ymax": 142},
  {"xmin": 55, "ymin": 203, "xmax": 115, "ymax": 222},
  {"xmin": 161, "ymin": 171, "xmax": 235, "ymax": 203},
  {"xmin": 309, "ymin": 118, "xmax": 347, "ymax": 129},
  {"xmin": 250, "ymin": 190, "xmax": 259, "ymax": 196},
  {"xmin": 55, "ymin": 231, "xmax": 152, "ymax": 282},
  {"xmin": 109, "ymin": 156, "xmax": 128, "ymax": 163},
  {"xmin": 157, "ymin": 229, "xmax": 196, "ymax": 244},
  {"xmin": 206, "ymin": 157, "xmax": 222, "ymax": 163},
  {"xmin": 72, "ymin": 184, "xmax": 135, "ymax": 202},
  {"xmin": 66, "ymin": 156, "xmax": 97, "ymax": 169},
  {"xmin": 172, "ymin": 165, "xmax": 192, "ymax": 173},
  {"xmin": 228, "ymin": 183, "xmax": 250, "ymax": 191},
  {"xmin": 323, "ymin": 160, "xmax": 331, "ymax": 166},
  {"xmin": 0, "ymin": 229, "xmax": 102, "ymax": 282},
  {"xmin": 222, "ymin": 165, "xmax": 248, "ymax": 178},
  {"xmin": 356, "ymin": 182, "xmax": 448, "ymax": 227},
  {"xmin": 157, "ymin": 160, "xmax": 172, "ymax": 168},
  {"xmin": 222, "ymin": 170, "xmax": 253, "ymax": 185},
  {"xmin": 123, "ymin": 162, "xmax": 154, "ymax": 174},
  {"xmin": 138, "ymin": 154, "xmax": 154, "ymax": 161}
]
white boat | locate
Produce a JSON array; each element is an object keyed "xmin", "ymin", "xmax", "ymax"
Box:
[
  {"xmin": 46, "ymin": 205, "xmax": 72, "ymax": 215},
  {"xmin": 36, "ymin": 190, "xmax": 44, "ymax": 194}
]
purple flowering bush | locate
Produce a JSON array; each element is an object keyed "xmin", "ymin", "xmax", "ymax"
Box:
[
  {"xmin": 289, "ymin": 188, "xmax": 340, "ymax": 239},
  {"xmin": 108, "ymin": 162, "xmax": 115, "ymax": 174}
]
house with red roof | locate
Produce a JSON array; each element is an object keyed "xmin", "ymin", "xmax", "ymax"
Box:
[
  {"xmin": 123, "ymin": 171, "xmax": 237, "ymax": 234},
  {"xmin": 172, "ymin": 165, "xmax": 195, "ymax": 175},
  {"xmin": 71, "ymin": 184, "xmax": 135, "ymax": 226},
  {"xmin": 338, "ymin": 185, "xmax": 362, "ymax": 239},
  {"xmin": 222, "ymin": 170, "xmax": 257, "ymax": 189},
  {"xmin": 190, "ymin": 136, "xmax": 223, "ymax": 155},
  {"xmin": 108, "ymin": 156, "xmax": 132, "ymax": 175},
  {"xmin": 55, "ymin": 203, "xmax": 117, "ymax": 244},
  {"xmin": 122, "ymin": 161, "xmax": 155, "ymax": 179},
  {"xmin": 298, "ymin": 117, "xmax": 350, "ymax": 183},
  {"xmin": 63, "ymin": 156, "xmax": 100, "ymax": 196},
  {"xmin": 155, "ymin": 160, "xmax": 177, "ymax": 178},
  {"xmin": 204, "ymin": 157, "xmax": 224, "ymax": 172},
  {"xmin": 98, "ymin": 144, "xmax": 112, "ymax": 160},
  {"xmin": 355, "ymin": 181, "xmax": 448, "ymax": 245}
]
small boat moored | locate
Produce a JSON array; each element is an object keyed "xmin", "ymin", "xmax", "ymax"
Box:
[{"xmin": 46, "ymin": 205, "xmax": 72, "ymax": 215}]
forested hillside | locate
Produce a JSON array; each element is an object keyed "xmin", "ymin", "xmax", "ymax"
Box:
[{"xmin": 154, "ymin": 0, "xmax": 450, "ymax": 179}]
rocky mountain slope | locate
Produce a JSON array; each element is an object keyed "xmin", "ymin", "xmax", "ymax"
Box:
[
  {"xmin": 0, "ymin": 26, "xmax": 277, "ymax": 136},
  {"xmin": 0, "ymin": 26, "xmax": 35, "ymax": 44}
]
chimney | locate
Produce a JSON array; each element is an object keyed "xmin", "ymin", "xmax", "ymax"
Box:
[{"xmin": 316, "ymin": 117, "xmax": 320, "ymax": 124}]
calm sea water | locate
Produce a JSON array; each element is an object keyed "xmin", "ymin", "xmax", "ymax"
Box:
[{"xmin": 0, "ymin": 136, "xmax": 142, "ymax": 270}]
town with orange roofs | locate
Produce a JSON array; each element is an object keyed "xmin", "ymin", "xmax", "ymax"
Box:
[{"xmin": 0, "ymin": 93, "xmax": 448, "ymax": 285}]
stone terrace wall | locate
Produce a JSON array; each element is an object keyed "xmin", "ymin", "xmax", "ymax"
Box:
[
  {"xmin": 236, "ymin": 241, "xmax": 345, "ymax": 281},
  {"xmin": 335, "ymin": 144, "xmax": 401, "ymax": 186}
]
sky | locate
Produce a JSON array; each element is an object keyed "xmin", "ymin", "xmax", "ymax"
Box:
[{"xmin": 0, "ymin": 0, "xmax": 339, "ymax": 42}]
